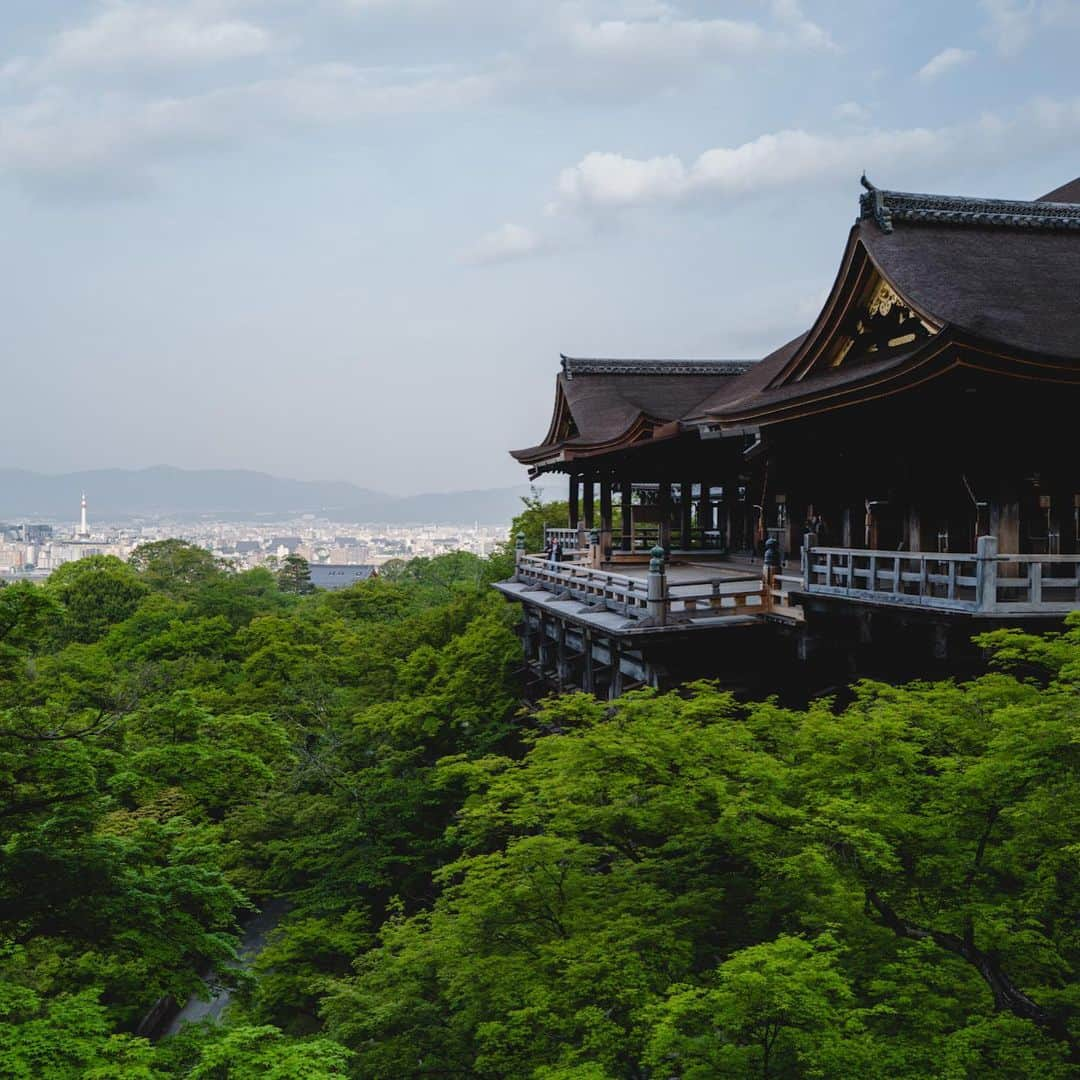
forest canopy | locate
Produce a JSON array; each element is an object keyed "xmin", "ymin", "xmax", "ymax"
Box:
[{"xmin": 0, "ymin": 523, "xmax": 1077, "ymax": 1078}]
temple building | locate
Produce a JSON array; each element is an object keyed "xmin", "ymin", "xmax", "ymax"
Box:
[{"xmin": 496, "ymin": 175, "xmax": 1080, "ymax": 698}]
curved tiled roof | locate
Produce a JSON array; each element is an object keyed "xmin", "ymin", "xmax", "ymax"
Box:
[
  {"xmin": 511, "ymin": 175, "xmax": 1080, "ymax": 464},
  {"xmin": 510, "ymin": 359, "xmax": 753, "ymax": 465},
  {"xmin": 858, "ymin": 217, "xmax": 1080, "ymax": 360}
]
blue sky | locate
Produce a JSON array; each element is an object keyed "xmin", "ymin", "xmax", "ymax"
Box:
[{"xmin": 2, "ymin": 0, "xmax": 1078, "ymax": 493}]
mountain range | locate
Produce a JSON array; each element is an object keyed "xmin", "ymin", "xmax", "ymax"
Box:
[{"xmin": 0, "ymin": 467, "xmax": 544, "ymax": 525}]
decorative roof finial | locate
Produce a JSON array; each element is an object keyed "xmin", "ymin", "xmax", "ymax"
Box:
[{"xmin": 859, "ymin": 174, "xmax": 892, "ymax": 233}]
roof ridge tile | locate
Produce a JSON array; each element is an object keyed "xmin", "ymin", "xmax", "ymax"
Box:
[{"xmin": 859, "ymin": 176, "xmax": 1080, "ymax": 234}]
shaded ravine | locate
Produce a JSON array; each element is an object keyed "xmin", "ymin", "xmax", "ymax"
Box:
[{"xmin": 152, "ymin": 899, "xmax": 290, "ymax": 1039}]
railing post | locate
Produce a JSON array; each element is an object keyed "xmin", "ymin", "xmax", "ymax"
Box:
[
  {"xmin": 577, "ymin": 520, "xmax": 588, "ymax": 556},
  {"xmin": 1030, "ymin": 560, "xmax": 1042, "ymax": 604},
  {"xmin": 802, "ymin": 537, "xmax": 811, "ymax": 590},
  {"xmin": 589, "ymin": 528, "xmax": 601, "ymax": 569},
  {"xmin": 647, "ymin": 545, "xmax": 667, "ymax": 626},
  {"xmin": 975, "ymin": 535, "xmax": 998, "ymax": 612},
  {"xmin": 514, "ymin": 532, "xmax": 526, "ymax": 582},
  {"xmin": 763, "ymin": 537, "xmax": 779, "ymax": 611}
]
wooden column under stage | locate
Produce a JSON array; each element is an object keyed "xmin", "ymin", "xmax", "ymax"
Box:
[
  {"xmin": 583, "ymin": 472, "xmax": 595, "ymax": 529},
  {"xmin": 569, "ymin": 474, "xmax": 580, "ymax": 529},
  {"xmin": 620, "ymin": 481, "xmax": 633, "ymax": 552}
]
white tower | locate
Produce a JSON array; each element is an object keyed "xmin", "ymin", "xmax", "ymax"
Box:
[{"xmin": 78, "ymin": 492, "xmax": 89, "ymax": 538}]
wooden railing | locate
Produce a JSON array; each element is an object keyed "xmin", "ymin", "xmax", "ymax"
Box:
[
  {"xmin": 666, "ymin": 574, "xmax": 764, "ymax": 618},
  {"xmin": 769, "ymin": 572, "xmax": 805, "ymax": 621},
  {"xmin": 516, "ymin": 554, "xmax": 766, "ymax": 625},
  {"xmin": 544, "ymin": 526, "xmax": 729, "ymax": 555},
  {"xmin": 543, "ymin": 527, "xmax": 582, "ymax": 546},
  {"xmin": 803, "ymin": 539, "xmax": 1080, "ymax": 615},
  {"xmin": 518, "ymin": 555, "xmax": 651, "ymax": 618}
]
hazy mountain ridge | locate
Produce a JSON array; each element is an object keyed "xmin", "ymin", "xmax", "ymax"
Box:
[{"xmin": 0, "ymin": 466, "xmax": 539, "ymax": 524}]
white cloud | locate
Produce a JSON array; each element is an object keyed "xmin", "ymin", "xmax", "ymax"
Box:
[
  {"xmin": 0, "ymin": 65, "xmax": 497, "ymax": 194},
  {"xmin": 552, "ymin": 128, "xmax": 946, "ymax": 210},
  {"xmin": 474, "ymin": 99, "xmax": 1080, "ymax": 260},
  {"xmin": 461, "ymin": 223, "xmax": 545, "ymax": 265},
  {"xmin": 556, "ymin": 0, "xmax": 834, "ymax": 63},
  {"xmin": 833, "ymin": 101, "xmax": 871, "ymax": 122},
  {"xmin": 42, "ymin": 2, "xmax": 274, "ymax": 73},
  {"xmin": 542, "ymin": 97, "xmax": 1080, "ymax": 216},
  {"xmin": 917, "ymin": 46, "xmax": 975, "ymax": 82}
]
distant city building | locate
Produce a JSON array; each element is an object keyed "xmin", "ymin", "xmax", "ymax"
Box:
[
  {"xmin": 308, "ymin": 564, "xmax": 378, "ymax": 591},
  {"xmin": 25, "ymin": 524, "xmax": 53, "ymax": 545},
  {"xmin": 271, "ymin": 536, "xmax": 303, "ymax": 552}
]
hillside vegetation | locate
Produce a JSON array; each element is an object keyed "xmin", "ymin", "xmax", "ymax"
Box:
[{"xmin": 0, "ymin": 525, "xmax": 1077, "ymax": 1078}]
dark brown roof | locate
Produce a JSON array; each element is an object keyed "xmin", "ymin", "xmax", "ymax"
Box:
[
  {"xmin": 687, "ymin": 332, "xmax": 809, "ymax": 418},
  {"xmin": 858, "ymin": 217, "xmax": 1080, "ymax": 360},
  {"xmin": 703, "ymin": 176, "xmax": 1080, "ymax": 424},
  {"xmin": 511, "ymin": 359, "xmax": 753, "ymax": 465},
  {"xmin": 511, "ymin": 175, "xmax": 1080, "ymax": 460},
  {"xmin": 1037, "ymin": 177, "xmax": 1080, "ymax": 203}
]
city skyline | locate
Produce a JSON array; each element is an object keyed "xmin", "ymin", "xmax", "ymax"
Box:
[{"xmin": 2, "ymin": 2, "xmax": 1079, "ymax": 490}]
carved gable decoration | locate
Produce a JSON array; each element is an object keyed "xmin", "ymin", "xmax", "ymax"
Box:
[{"xmin": 805, "ymin": 274, "xmax": 938, "ymax": 378}]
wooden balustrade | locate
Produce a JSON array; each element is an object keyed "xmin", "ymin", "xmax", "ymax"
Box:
[
  {"xmin": 518, "ymin": 555, "xmax": 651, "ymax": 618},
  {"xmin": 516, "ymin": 554, "xmax": 766, "ymax": 624},
  {"xmin": 803, "ymin": 541, "xmax": 1080, "ymax": 614}
]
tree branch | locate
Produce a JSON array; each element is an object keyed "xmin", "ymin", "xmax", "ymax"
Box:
[{"xmin": 865, "ymin": 888, "xmax": 1078, "ymax": 1061}]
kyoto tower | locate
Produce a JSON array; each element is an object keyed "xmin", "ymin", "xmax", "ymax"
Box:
[{"xmin": 78, "ymin": 492, "xmax": 89, "ymax": 538}]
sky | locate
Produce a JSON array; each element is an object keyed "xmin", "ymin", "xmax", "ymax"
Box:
[{"xmin": 2, "ymin": 0, "xmax": 1079, "ymax": 494}]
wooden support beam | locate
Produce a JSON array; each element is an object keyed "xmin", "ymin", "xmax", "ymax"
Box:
[
  {"xmin": 583, "ymin": 472, "xmax": 595, "ymax": 529},
  {"xmin": 620, "ymin": 481, "xmax": 633, "ymax": 552},
  {"xmin": 609, "ymin": 642, "xmax": 623, "ymax": 700},
  {"xmin": 569, "ymin": 474, "xmax": 580, "ymax": 529}
]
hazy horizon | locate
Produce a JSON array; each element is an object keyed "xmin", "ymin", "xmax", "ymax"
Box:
[
  {"xmin": 3, "ymin": 1, "xmax": 1078, "ymax": 491},
  {"xmin": 0, "ymin": 462, "xmax": 544, "ymax": 500}
]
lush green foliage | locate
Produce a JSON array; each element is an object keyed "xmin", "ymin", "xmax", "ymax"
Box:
[{"xmin": 0, "ymin": 528, "xmax": 1077, "ymax": 1077}]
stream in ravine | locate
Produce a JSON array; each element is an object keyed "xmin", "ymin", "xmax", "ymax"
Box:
[{"xmin": 159, "ymin": 899, "xmax": 289, "ymax": 1039}]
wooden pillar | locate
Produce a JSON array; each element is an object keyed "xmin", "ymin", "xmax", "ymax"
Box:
[
  {"xmin": 659, "ymin": 481, "xmax": 672, "ymax": 552},
  {"xmin": 583, "ymin": 472, "xmax": 595, "ymax": 529},
  {"xmin": 568, "ymin": 474, "xmax": 580, "ymax": 529},
  {"xmin": 620, "ymin": 481, "xmax": 633, "ymax": 552},
  {"xmin": 991, "ymin": 480, "xmax": 1021, "ymax": 577},
  {"xmin": 599, "ymin": 474, "xmax": 613, "ymax": 560},
  {"xmin": 991, "ymin": 485, "xmax": 1020, "ymax": 554},
  {"xmin": 680, "ymin": 480, "xmax": 693, "ymax": 551},
  {"xmin": 906, "ymin": 504, "xmax": 921, "ymax": 554},
  {"xmin": 698, "ymin": 483, "xmax": 712, "ymax": 545},
  {"xmin": 724, "ymin": 476, "xmax": 739, "ymax": 551}
]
